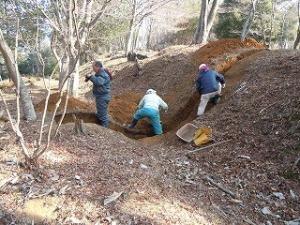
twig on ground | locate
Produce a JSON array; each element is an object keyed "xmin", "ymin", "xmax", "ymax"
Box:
[
  {"xmin": 28, "ymin": 188, "xmax": 55, "ymax": 199},
  {"xmin": 259, "ymin": 101, "xmax": 278, "ymax": 114},
  {"xmin": 0, "ymin": 176, "xmax": 13, "ymax": 190},
  {"xmin": 187, "ymin": 140, "xmax": 232, "ymax": 154},
  {"xmin": 293, "ymin": 156, "xmax": 300, "ymax": 169},
  {"xmin": 203, "ymin": 175, "xmax": 237, "ymax": 198},
  {"xmin": 243, "ymin": 218, "xmax": 257, "ymax": 225}
]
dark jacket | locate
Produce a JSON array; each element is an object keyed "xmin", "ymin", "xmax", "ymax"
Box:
[
  {"xmin": 90, "ymin": 69, "xmax": 111, "ymax": 100},
  {"xmin": 196, "ymin": 70, "xmax": 225, "ymax": 94}
]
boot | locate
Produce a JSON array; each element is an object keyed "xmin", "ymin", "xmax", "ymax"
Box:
[
  {"xmin": 128, "ymin": 119, "xmax": 138, "ymax": 129},
  {"xmin": 211, "ymin": 95, "xmax": 221, "ymax": 105}
]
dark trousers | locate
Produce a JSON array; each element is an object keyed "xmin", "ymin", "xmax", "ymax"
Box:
[{"xmin": 95, "ymin": 97, "xmax": 110, "ymax": 127}]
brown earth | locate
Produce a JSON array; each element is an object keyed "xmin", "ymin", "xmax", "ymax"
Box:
[
  {"xmin": 1, "ymin": 41, "xmax": 300, "ymax": 225},
  {"xmin": 39, "ymin": 39, "xmax": 264, "ymax": 139}
]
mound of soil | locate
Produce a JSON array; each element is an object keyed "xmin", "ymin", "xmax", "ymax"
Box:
[
  {"xmin": 192, "ymin": 38, "xmax": 264, "ymax": 66},
  {"xmin": 187, "ymin": 50, "xmax": 300, "ymax": 222},
  {"xmin": 109, "ymin": 92, "xmax": 142, "ymax": 125},
  {"xmin": 35, "ymin": 92, "xmax": 95, "ymax": 113},
  {"xmin": 36, "ymin": 39, "xmax": 264, "ymax": 139},
  {"xmin": 111, "ymin": 39, "xmax": 264, "ymax": 136},
  {"xmin": 35, "ymin": 91, "xmax": 153, "ymax": 138}
]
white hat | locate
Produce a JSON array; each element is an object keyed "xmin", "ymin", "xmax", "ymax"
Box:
[{"xmin": 146, "ymin": 89, "xmax": 156, "ymax": 94}]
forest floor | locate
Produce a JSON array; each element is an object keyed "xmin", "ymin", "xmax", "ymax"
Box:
[{"xmin": 0, "ymin": 39, "xmax": 299, "ymax": 225}]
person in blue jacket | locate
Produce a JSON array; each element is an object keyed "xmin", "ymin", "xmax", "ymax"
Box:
[
  {"xmin": 196, "ymin": 64, "xmax": 225, "ymax": 116},
  {"xmin": 85, "ymin": 61, "xmax": 111, "ymax": 127}
]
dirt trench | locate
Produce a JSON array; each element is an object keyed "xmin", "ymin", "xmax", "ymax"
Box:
[{"xmin": 35, "ymin": 39, "xmax": 265, "ymax": 140}]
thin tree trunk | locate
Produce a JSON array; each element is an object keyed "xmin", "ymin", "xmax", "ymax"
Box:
[
  {"xmin": 206, "ymin": 0, "xmax": 220, "ymax": 37},
  {"xmin": 133, "ymin": 22, "xmax": 142, "ymax": 51},
  {"xmin": 146, "ymin": 19, "xmax": 153, "ymax": 50},
  {"xmin": 59, "ymin": 54, "xmax": 70, "ymax": 90},
  {"xmin": 241, "ymin": 0, "xmax": 259, "ymax": 41},
  {"xmin": 268, "ymin": 0, "xmax": 275, "ymax": 48},
  {"xmin": 126, "ymin": 0, "xmax": 137, "ymax": 55},
  {"xmin": 194, "ymin": 0, "xmax": 208, "ymax": 44},
  {"xmin": 68, "ymin": 59, "xmax": 79, "ymax": 97},
  {"xmin": 280, "ymin": 13, "xmax": 287, "ymax": 49},
  {"xmin": 0, "ymin": 28, "xmax": 36, "ymax": 121},
  {"xmin": 294, "ymin": 0, "xmax": 300, "ymax": 49}
]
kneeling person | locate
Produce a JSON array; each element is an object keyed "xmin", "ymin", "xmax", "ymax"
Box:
[{"xmin": 129, "ymin": 89, "xmax": 168, "ymax": 135}]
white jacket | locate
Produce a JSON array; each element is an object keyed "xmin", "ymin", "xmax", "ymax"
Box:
[{"xmin": 138, "ymin": 93, "xmax": 168, "ymax": 111}]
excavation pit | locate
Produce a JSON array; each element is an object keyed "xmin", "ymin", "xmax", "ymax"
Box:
[{"xmin": 35, "ymin": 38, "xmax": 265, "ymax": 141}]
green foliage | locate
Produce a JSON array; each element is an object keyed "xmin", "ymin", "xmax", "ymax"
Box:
[
  {"xmin": 87, "ymin": 15, "xmax": 129, "ymax": 55},
  {"xmin": 18, "ymin": 47, "xmax": 56, "ymax": 76},
  {"xmin": 215, "ymin": 11, "xmax": 244, "ymax": 38}
]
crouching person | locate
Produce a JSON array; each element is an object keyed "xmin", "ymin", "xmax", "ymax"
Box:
[
  {"xmin": 129, "ymin": 89, "xmax": 168, "ymax": 135},
  {"xmin": 85, "ymin": 61, "xmax": 111, "ymax": 127},
  {"xmin": 196, "ymin": 64, "xmax": 225, "ymax": 116}
]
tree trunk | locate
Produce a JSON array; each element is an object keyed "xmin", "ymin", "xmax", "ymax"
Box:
[
  {"xmin": 194, "ymin": 0, "xmax": 208, "ymax": 44},
  {"xmin": 133, "ymin": 22, "xmax": 142, "ymax": 51},
  {"xmin": 126, "ymin": 0, "xmax": 137, "ymax": 55},
  {"xmin": 294, "ymin": 28, "xmax": 300, "ymax": 49},
  {"xmin": 0, "ymin": 29, "xmax": 36, "ymax": 121},
  {"xmin": 268, "ymin": 0, "xmax": 275, "ymax": 49},
  {"xmin": 206, "ymin": 0, "xmax": 220, "ymax": 36},
  {"xmin": 146, "ymin": 19, "xmax": 153, "ymax": 50},
  {"xmin": 280, "ymin": 13, "xmax": 287, "ymax": 49},
  {"xmin": 68, "ymin": 60, "xmax": 80, "ymax": 97},
  {"xmin": 294, "ymin": 0, "xmax": 300, "ymax": 49},
  {"xmin": 241, "ymin": 0, "xmax": 259, "ymax": 41},
  {"xmin": 59, "ymin": 54, "xmax": 70, "ymax": 90}
]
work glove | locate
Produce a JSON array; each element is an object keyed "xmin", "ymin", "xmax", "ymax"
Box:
[{"xmin": 85, "ymin": 74, "xmax": 92, "ymax": 82}]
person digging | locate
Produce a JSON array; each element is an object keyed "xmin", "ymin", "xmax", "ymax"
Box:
[
  {"xmin": 196, "ymin": 64, "xmax": 225, "ymax": 117},
  {"xmin": 128, "ymin": 89, "xmax": 168, "ymax": 135},
  {"xmin": 85, "ymin": 61, "xmax": 111, "ymax": 127}
]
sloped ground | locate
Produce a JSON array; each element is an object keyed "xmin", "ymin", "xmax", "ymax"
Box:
[
  {"xmin": 176, "ymin": 50, "xmax": 300, "ymax": 224},
  {"xmin": 39, "ymin": 39, "xmax": 264, "ymax": 139},
  {"xmin": 1, "ymin": 42, "xmax": 299, "ymax": 225}
]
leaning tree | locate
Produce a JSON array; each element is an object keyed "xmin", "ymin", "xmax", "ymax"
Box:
[{"xmin": 194, "ymin": 0, "xmax": 221, "ymax": 44}]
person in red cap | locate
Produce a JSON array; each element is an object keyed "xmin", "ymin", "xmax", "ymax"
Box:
[{"xmin": 196, "ymin": 64, "xmax": 225, "ymax": 116}]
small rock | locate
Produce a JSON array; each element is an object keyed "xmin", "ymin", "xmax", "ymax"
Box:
[
  {"xmin": 290, "ymin": 190, "xmax": 298, "ymax": 200},
  {"xmin": 284, "ymin": 219, "xmax": 300, "ymax": 225},
  {"xmin": 261, "ymin": 207, "xmax": 281, "ymax": 218},
  {"xmin": 140, "ymin": 164, "xmax": 148, "ymax": 169},
  {"xmin": 9, "ymin": 176, "xmax": 19, "ymax": 185},
  {"xmin": 74, "ymin": 175, "xmax": 81, "ymax": 180},
  {"xmin": 266, "ymin": 221, "xmax": 273, "ymax": 225},
  {"xmin": 59, "ymin": 185, "xmax": 70, "ymax": 195},
  {"xmin": 261, "ymin": 207, "xmax": 272, "ymax": 215},
  {"xmin": 238, "ymin": 155, "xmax": 251, "ymax": 160},
  {"xmin": 50, "ymin": 174, "xmax": 60, "ymax": 182},
  {"xmin": 129, "ymin": 159, "xmax": 133, "ymax": 165},
  {"xmin": 111, "ymin": 219, "xmax": 119, "ymax": 225},
  {"xmin": 5, "ymin": 160, "xmax": 17, "ymax": 166},
  {"xmin": 104, "ymin": 191, "xmax": 124, "ymax": 206},
  {"xmin": 65, "ymin": 216, "xmax": 82, "ymax": 224},
  {"xmin": 273, "ymin": 192, "xmax": 285, "ymax": 200}
]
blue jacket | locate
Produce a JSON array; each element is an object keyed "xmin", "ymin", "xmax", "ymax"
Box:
[
  {"xmin": 90, "ymin": 69, "xmax": 111, "ymax": 100},
  {"xmin": 196, "ymin": 70, "xmax": 225, "ymax": 94}
]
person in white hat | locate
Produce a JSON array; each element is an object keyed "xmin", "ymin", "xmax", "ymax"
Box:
[
  {"xmin": 128, "ymin": 89, "xmax": 168, "ymax": 135},
  {"xmin": 196, "ymin": 64, "xmax": 225, "ymax": 116}
]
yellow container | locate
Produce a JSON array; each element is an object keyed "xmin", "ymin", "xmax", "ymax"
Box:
[{"xmin": 193, "ymin": 127, "xmax": 212, "ymax": 146}]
